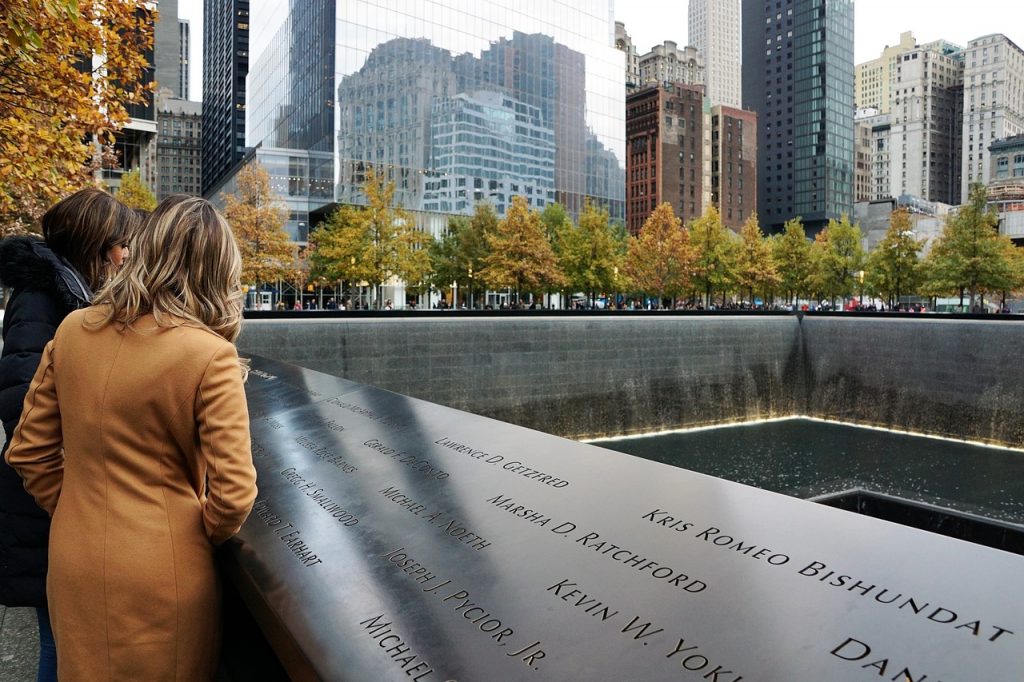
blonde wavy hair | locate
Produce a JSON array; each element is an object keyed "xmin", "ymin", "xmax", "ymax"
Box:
[{"xmin": 90, "ymin": 195, "xmax": 245, "ymax": 343}]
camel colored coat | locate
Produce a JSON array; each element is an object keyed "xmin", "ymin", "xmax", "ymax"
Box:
[{"xmin": 5, "ymin": 309, "xmax": 257, "ymax": 681}]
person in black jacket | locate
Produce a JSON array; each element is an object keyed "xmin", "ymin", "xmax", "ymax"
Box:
[{"xmin": 0, "ymin": 187, "xmax": 138, "ymax": 682}]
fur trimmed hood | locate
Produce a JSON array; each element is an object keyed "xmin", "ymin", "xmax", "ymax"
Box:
[{"xmin": 0, "ymin": 235, "xmax": 92, "ymax": 309}]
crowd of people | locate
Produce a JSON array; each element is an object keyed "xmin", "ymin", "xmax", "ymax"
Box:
[{"xmin": 0, "ymin": 190, "xmax": 257, "ymax": 680}]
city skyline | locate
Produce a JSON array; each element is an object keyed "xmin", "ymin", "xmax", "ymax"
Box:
[
  {"xmin": 618, "ymin": 0, "xmax": 1022, "ymax": 65},
  {"xmin": 182, "ymin": 0, "xmax": 1024, "ymax": 103}
]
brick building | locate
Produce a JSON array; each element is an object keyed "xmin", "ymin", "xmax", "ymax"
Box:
[
  {"xmin": 626, "ymin": 83, "xmax": 707, "ymax": 234},
  {"xmin": 710, "ymin": 105, "xmax": 757, "ymax": 229}
]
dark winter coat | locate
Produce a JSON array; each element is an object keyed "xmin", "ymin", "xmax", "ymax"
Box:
[{"xmin": 0, "ymin": 236, "xmax": 91, "ymax": 607}]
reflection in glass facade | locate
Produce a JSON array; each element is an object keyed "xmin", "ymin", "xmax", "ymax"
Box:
[
  {"xmin": 248, "ymin": 0, "xmax": 625, "ymax": 229},
  {"xmin": 423, "ymin": 91, "xmax": 555, "ymax": 215}
]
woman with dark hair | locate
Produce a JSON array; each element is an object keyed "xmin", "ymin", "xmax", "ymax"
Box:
[
  {"xmin": 6, "ymin": 195, "xmax": 257, "ymax": 680},
  {"xmin": 0, "ymin": 187, "xmax": 138, "ymax": 681}
]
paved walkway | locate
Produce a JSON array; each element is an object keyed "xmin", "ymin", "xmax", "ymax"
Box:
[{"xmin": 0, "ymin": 606, "xmax": 36, "ymax": 681}]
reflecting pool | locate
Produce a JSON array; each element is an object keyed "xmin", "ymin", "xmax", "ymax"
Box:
[{"xmin": 595, "ymin": 418, "xmax": 1024, "ymax": 527}]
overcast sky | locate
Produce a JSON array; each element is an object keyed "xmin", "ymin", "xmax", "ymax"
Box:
[
  {"xmin": 179, "ymin": 0, "xmax": 1024, "ymax": 102},
  {"xmin": 617, "ymin": 0, "xmax": 1023, "ymax": 63}
]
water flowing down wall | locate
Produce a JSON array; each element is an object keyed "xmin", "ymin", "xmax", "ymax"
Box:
[
  {"xmin": 800, "ymin": 315, "xmax": 1024, "ymax": 446},
  {"xmin": 237, "ymin": 313, "xmax": 1024, "ymax": 446}
]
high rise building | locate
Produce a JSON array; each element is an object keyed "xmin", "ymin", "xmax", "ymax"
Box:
[
  {"xmin": 855, "ymin": 108, "xmax": 893, "ymax": 201},
  {"xmin": 855, "ymin": 117, "xmax": 873, "ymax": 202},
  {"xmin": 155, "ymin": 95, "xmax": 202, "ymax": 199},
  {"xmin": 741, "ymin": 0, "xmax": 855, "ymax": 233},
  {"xmin": 201, "ymin": 0, "xmax": 249, "ymax": 197},
  {"xmin": 615, "ymin": 22, "xmax": 641, "ymax": 92},
  {"xmin": 422, "ymin": 91, "xmax": 555, "ymax": 215},
  {"xmin": 688, "ymin": 0, "xmax": 741, "ymax": 107},
  {"xmin": 855, "ymin": 32, "xmax": 917, "ymax": 112},
  {"xmin": 710, "ymin": 105, "xmax": 757, "ymax": 229},
  {"xmin": 625, "ymin": 83, "xmax": 708, "ymax": 234},
  {"xmin": 637, "ymin": 42, "xmax": 704, "ymax": 91},
  {"xmin": 178, "ymin": 19, "xmax": 189, "ymax": 100},
  {"xmin": 987, "ymin": 135, "xmax": 1024, "ymax": 244},
  {"xmin": 989, "ymin": 134, "xmax": 1024, "ymax": 182},
  {"xmin": 244, "ymin": 0, "xmax": 625, "ymax": 234},
  {"xmin": 889, "ymin": 46, "xmax": 964, "ymax": 204},
  {"xmin": 102, "ymin": 2, "xmax": 179, "ymax": 191},
  {"xmin": 152, "ymin": 0, "xmax": 181, "ymax": 97},
  {"xmin": 961, "ymin": 34, "xmax": 1024, "ymax": 201}
]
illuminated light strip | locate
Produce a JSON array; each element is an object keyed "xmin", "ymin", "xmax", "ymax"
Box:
[{"xmin": 583, "ymin": 415, "xmax": 1024, "ymax": 454}]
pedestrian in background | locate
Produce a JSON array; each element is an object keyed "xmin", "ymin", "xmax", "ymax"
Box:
[
  {"xmin": 0, "ymin": 187, "xmax": 138, "ymax": 682},
  {"xmin": 5, "ymin": 195, "xmax": 257, "ymax": 681}
]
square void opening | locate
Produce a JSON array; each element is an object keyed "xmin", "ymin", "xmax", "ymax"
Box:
[{"xmin": 815, "ymin": 489, "xmax": 1024, "ymax": 556}]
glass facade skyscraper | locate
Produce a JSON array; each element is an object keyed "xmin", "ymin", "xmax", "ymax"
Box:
[
  {"xmin": 202, "ymin": 0, "xmax": 249, "ymax": 196},
  {"xmin": 742, "ymin": 0, "xmax": 854, "ymax": 233},
  {"xmin": 247, "ymin": 0, "xmax": 625, "ymax": 230}
]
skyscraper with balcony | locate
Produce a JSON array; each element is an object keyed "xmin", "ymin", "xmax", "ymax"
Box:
[
  {"xmin": 201, "ymin": 0, "xmax": 249, "ymax": 196},
  {"xmin": 742, "ymin": 0, "xmax": 855, "ymax": 233},
  {"xmin": 688, "ymin": 0, "xmax": 742, "ymax": 107}
]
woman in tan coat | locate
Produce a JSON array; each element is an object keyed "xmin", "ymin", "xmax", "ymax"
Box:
[{"xmin": 6, "ymin": 195, "xmax": 258, "ymax": 680}]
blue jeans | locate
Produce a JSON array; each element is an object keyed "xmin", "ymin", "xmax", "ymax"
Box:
[{"xmin": 36, "ymin": 607, "xmax": 56, "ymax": 682}]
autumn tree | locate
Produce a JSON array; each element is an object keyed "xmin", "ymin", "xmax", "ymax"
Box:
[
  {"xmin": 772, "ymin": 218, "xmax": 813, "ymax": 305},
  {"xmin": 923, "ymin": 184, "xmax": 1012, "ymax": 311},
  {"xmin": 222, "ymin": 162, "xmax": 297, "ymax": 286},
  {"xmin": 1, "ymin": 0, "xmax": 154, "ymax": 231},
  {"xmin": 429, "ymin": 215, "xmax": 467, "ymax": 301},
  {"xmin": 540, "ymin": 203, "xmax": 572, "ymax": 245},
  {"xmin": 428, "ymin": 203, "xmax": 492, "ymax": 307},
  {"xmin": 623, "ymin": 203, "xmax": 694, "ymax": 305},
  {"xmin": 997, "ymin": 240, "xmax": 1024, "ymax": 309},
  {"xmin": 309, "ymin": 204, "xmax": 374, "ymax": 303},
  {"xmin": 864, "ymin": 207, "xmax": 924, "ymax": 309},
  {"xmin": 689, "ymin": 205, "xmax": 738, "ymax": 307},
  {"xmin": 555, "ymin": 200, "xmax": 624, "ymax": 304},
  {"xmin": 810, "ymin": 215, "xmax": 865, "ymax": 308},
  {"xmin": 734, "ymin": 213, "xmax": 779, "ymax": 306},
  {"xmin": 479, "ymin": 195, "xmax": 565, "ymax": 304},
  {"xmin": 116, "ymin": 169, "xmax": 157, "ymax": 212}
]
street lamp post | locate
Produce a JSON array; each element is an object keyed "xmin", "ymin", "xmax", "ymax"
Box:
[
  {"xmin": 349, "ymin": 256, "xmax": 356, "ymax": 309},
  {"xmin": 613, "ymin": 266, "xmax": 619, "ymax": 310}
]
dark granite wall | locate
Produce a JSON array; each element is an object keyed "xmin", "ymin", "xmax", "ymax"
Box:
[
  {"xmin": 237, "ymin": 314, "xmax": 1024, "ymax": 445},
  {"xmin": 237, "ymin": 315, "xmax": 804, "ymax": 439},
  {"xmin": 801, "ymin": 316, "xmax": 1024, "ymax": 446}
]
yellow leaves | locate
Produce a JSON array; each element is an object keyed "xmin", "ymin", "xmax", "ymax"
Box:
[
  {"xmin": 479, "ymin": 195, "xmax": 565, "ymax": 294},
  {"xmin": 116, "ymin": 169, "xmax": 156, "ymax": 211},
  {"xmin": 1, "ymin": 0, "xmax": 153, "ymax": 231},
  {"xmin": 624, "ymin": 202, "xmax": 694, "ymax": 299},
  {"xmin": 222, "ymin": 162, "xmax": 296, "ymax": 285}
]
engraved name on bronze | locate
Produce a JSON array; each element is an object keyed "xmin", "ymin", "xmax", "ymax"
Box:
[
  {"xmin": 434, "ymin": 436, "xmax": 570, "ymax": 488},
  {"xmin": 252, "ymin": 498, "xmax": 322, "ymax": 568},
  {"xmin": 378, "ymin": 486, "xmax": 490, "ymax": 550},
  {"xmin": 363, "ymin": 439, "xmax": 450, "ymax": 480},
  {"xmin": 279, "ymin": 467, "xmax": 360, "ymax": 526},
  {"xmin": 381, "ymin": 548, "xmax": 549, "ymax": 672}
]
